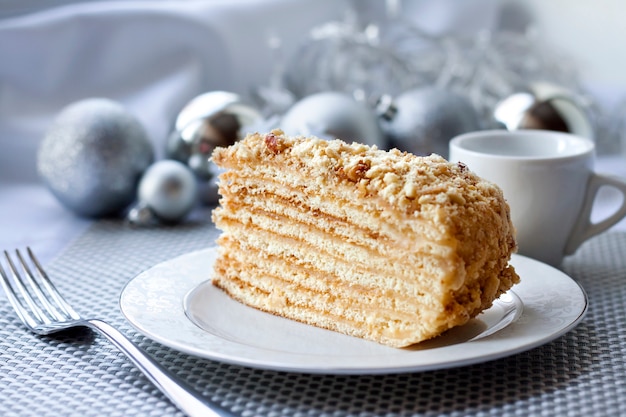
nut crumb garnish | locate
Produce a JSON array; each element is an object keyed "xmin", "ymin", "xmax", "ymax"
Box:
[
  {"xmin": 346, "ymin": 160, "xmax": 371, "ymax": 182},
  {"xmin": 264, "ymin": 133, "xmax": 280, "ymax": 154}
]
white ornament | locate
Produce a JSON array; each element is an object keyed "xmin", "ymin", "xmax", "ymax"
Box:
[
  {"xmin": 280, "ymin": 91, "xmax": 385, "ymax": 147},
  {"xmin": 380, "ymin": 87, "xmax": 481, "ymax": 158},
  {"xmin": 128, "ymin": 160, "xmax": 198, "ymax": 225}
]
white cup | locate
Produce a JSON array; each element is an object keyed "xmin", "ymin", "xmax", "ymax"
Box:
[{"xmin": 449, "ymin": 130, "xmax": 626, "ymax": 266}]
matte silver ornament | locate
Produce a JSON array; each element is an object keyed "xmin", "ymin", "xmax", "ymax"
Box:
[
  {"xmin": 37, "ymin": 98, "xmax": 154, "ymax": 218},
  {"xmin": 379, "ymin": 87, "xmax": 481, "ymax": 158},
  {"xmin": 197, "ymin": 163, "xmax": 225, "ymax": 206},
  {"xmin": 280, "ymin": 91, "xmax": 385, "ymax": 147},
  {"xmin": 166, "ymin": 91, "xmax": 262, "ymax": 180},
  {"xmin": 493, "ymin": 82, "xmax": 594, "ymax": 139},
  {"xmin": 127, "ymin": 160, "xmax": 198, "ymax": 225}
]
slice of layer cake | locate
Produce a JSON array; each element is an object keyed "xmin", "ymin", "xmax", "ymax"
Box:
[{"xmin": 211, "ymin": 130, "xmax": 519, "ymax": 348}]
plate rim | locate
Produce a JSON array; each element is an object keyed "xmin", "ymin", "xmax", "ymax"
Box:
[{"xmin": 119, "ymin": 248, "xmax": 588, "ymax": 374}]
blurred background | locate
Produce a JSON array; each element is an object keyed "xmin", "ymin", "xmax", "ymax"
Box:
[
  {"xmin": 2, "ymin": 0, "xmax": 626, "ymax": 181},
  {"xmin": 1, "ymin": 0, "xmax": 625, "ymax": 260}
]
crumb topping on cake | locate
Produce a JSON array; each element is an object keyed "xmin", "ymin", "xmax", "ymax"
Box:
[{"xmin": 212, "ymin": 129, "xmax": 500, "ymax": 212}]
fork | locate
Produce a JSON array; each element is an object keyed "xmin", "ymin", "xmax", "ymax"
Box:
[{"xmin": 0, "ymin": 248, "xmax": 237, "ymax": 417}]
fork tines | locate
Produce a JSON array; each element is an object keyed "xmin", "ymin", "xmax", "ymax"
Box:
[{"xmin": 0, "ymin": 248, "xmax": 78, "ymax": 331}]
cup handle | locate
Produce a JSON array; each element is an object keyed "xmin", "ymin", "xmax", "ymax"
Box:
[{"xmin": 565, "ymin": 174, "xmax": 626, "ymax": 255}]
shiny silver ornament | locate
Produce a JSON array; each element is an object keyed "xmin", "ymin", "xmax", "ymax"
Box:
[
  {"xmin": 378, "ymin": 87, "xmax": 481, "ymax": 158},
  {"xmin": 37, "ymin": 98, "xmax": 154, "ymax": 218},
  {"xmin": 127, "ymin": 160, "xmax": 198, "ymax": 225},
  {"xmin": 166, "ymin": 91, "xmax": 262, "ymax": 180},
  {"xmin": 197, "ymin": 163, "xmax": 225, "ymax": 206},
  {"xmin": 280, "ymin": 91, "xmax": 385, "ymax": 147},
  {"xmin": 493, "ymin": 82, "xmax": 594, "ymax": 139}
]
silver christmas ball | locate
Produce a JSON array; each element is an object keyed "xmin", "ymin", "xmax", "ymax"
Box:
[
  {"xmin": 379, "ymin": 87, "xmax": 481, "ymax": 158},
  {"xmin": 37, "ymin": 98, "xmax": 154, "ymax": 218},
  {"xmin": 166, "ymin": 91, "xmax": 262, "ymax": 180},
  {"xmin": 493, "ymin": 82, "xmax": 594, "ymax": 139},
  {"xmin": 280, "ymin": 91, "xmax": 385, "ymax": 147},
  {"xmin": 128, "ymin": 160, "xmax": 198, "ymax": 225},
  {"xmin": 197, "ymin": 163, "xmax": 225, "ymax": 206}
]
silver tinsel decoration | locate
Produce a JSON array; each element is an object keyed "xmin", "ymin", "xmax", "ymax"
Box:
[
  {"xmin": 434, "ymin": 29, "xmax": 583, "ymax": 123},
  {"xmin": 267, "ymin": 3, "xmax": 599, "ymax": 149},
  {"xmin": 283, "ymin": 17, "xmax": 420, "ymax": 102},
  {"xmin": 37, "ymin": 98, "xmax": 154, "ymax": 218}
]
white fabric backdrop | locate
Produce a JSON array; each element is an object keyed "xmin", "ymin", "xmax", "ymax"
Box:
[{"xmin": 0, "ymin": 0, "xmax": 352, "ymax": 183}]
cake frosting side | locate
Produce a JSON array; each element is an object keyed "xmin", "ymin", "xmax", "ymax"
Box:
[{"xmin": 211, "ymin": 130, "xmax": 519, "ymax": 348}]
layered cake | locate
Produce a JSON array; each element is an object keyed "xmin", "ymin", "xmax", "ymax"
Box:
[{"xmin": 211, "ymin": 130, "xmax": 519, "ymax": 348}]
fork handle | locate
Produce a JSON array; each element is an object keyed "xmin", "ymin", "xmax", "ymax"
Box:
[{"xmin": 86, "ymin": 319, "xmax": 238, "ymax": 417}]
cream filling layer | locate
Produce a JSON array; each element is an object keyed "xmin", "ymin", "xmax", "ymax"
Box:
[{"xmin": 216, "ymin": 239, "xmax": 449, "ymax": 316}]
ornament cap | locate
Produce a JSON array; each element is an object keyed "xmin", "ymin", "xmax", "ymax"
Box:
[
  {"xmin": 126, "ymin": 202, "xmax": 157, "ymax": 226},
  {"xmin": 375, "ymin": 94, "xmax": 397, "ymax": 121}
]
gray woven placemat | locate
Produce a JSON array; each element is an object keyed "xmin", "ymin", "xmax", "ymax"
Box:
[{"xmin": 1, "ymin": 212, "xmax": 625, "ymax": 417}]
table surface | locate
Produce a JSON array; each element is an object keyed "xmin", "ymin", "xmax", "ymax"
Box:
[
  {"xmin": 0, "ymin": 216, "xmax": 625, "ymax": 417},
  {"xmin": 0, "ymin": 155, "xmax": 625, "ymax": 417}
]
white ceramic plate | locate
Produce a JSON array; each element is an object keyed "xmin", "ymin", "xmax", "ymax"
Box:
[{"xmin": 120, "ymin": 248, "xmax": 587, "ymax": 374}]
